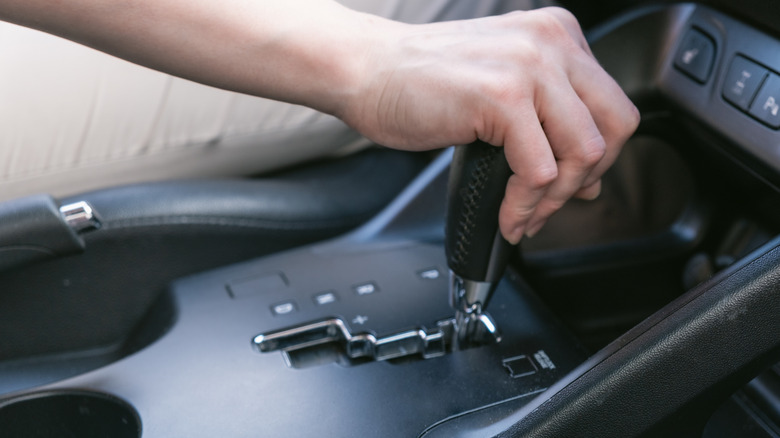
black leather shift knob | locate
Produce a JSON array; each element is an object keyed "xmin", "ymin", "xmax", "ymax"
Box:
[{"xmin": 445, "ymin": 141, "xmax": 514, "ymax": 286}]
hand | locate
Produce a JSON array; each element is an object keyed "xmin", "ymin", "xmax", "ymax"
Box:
[{"xmin": 341, "ymin": 7, "xmax": 640, "ymax": 244}]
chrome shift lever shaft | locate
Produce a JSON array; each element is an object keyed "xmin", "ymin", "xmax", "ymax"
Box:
[
  {"xmin": 449, "ymin": 272, "xmax": 501, "ymax": 349},
  {"xmin": 445, "ymin": 141, "xmax": 514, "ymax": 349}
]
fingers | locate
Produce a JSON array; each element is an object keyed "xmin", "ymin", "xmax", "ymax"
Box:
[
  {"xmin": 568, "ymin": 61, "xmax": 640, "ymax": 188},
  {"xmin": 498, "ymin": 105, "xmax": 558, "ymax": 244},
  {"xmin": 350, "ymin": 7, "xmax": 639, "ymax": 245},
  {"xmin": 522, "ymin": 77, "xmax": 607, "ymax": 238},
  {"xmin": 574, "ymin": 179, "xmax": 602, "ymax": 200},
  {"xmin": 498, "ymin": 9, "xmax": 639, "ymax": 243}
]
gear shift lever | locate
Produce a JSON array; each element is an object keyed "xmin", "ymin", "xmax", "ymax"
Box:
[
  {"xmin": 254, "ymin": 142, "xmax": 515, "ymax": 363},
  {"xmin": 446, "ymin": 141, "xmax": 515, "ymax": 348}
]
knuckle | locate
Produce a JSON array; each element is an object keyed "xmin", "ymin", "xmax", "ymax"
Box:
[
  {"xmin": 527, "ymin": 165, "xmax": 558, "ymax": 190},
  {"xmin": 502, "ymin": 38, "xmax": 544, "ymax": 70},
  {"xmin": 522, "ymin": 41, "xmax": 545, "ymax": 65},
  {"xmin": 546, "ymin": 7, "xmax": 578, "ymax": 27},
  {"xmin": 601, "ymin": 99, "xmax": 640, "ymax": 140},
  {"xmin": 531, "ymin": 8, "xmax": 573, "ymax": 41},
  {"xmin": 507, "ymin": 204, "xmax": 534, "ymax": 222},
  {"xmin": 577, "ymin": 135, "xmax": 607, "ymax": 167},
  {"xmin": 626, "ymin": 103, "xmax": 641, "ymax": 132},
  {"xmin": 535, "ymin": 11, "xmax": 566, "ymax": 37}
]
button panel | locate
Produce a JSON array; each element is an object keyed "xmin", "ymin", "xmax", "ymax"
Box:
[
  {"xmin": 722, "ymin": 54, "xmax": 780, "ymax": 129},
  {"xmin": 228, "ymin": 247, "xmax": 450, "ymax": 337}
]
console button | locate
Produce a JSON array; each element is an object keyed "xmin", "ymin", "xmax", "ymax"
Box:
[
  {"xmin": 749, "ymin": 73, "xmax": 780, "ymax": 128},
  {"xmin": 313, "ymin": 291, "xmax": 338, "ymax": 306},
  {"xmin": 674, "ymin": 28, "xmax": 716, "ymax": 83},
  {"xmin": 271, "ymin": 300, "xmax": 298, "ymax": 316},
  {"xmin": 353, "ymin": 282, "xmax": 379, "ymax": 296},
  {"xmin": 722, "ymin": 56, "xmax": 768, "ymax": 110},
  {"xmin": 417, "ymin": 267, "xmax": 441, "ymax": 280}
]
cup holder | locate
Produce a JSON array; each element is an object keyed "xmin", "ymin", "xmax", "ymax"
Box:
[{"xmin": 0, "ymin": 390, "xmax": 141, "ymax": 438}]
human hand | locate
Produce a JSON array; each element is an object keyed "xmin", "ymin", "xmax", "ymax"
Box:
[{"xmin": 340, "ymin": 7, "xmax": 640, "ymax": 244}]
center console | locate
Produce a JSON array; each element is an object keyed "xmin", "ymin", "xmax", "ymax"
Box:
[
  {"xmin": 0, "ymin": 153, "xmax": 586, "ymax": 437},
  {"xmin": 3, "ymin": 3, "xmax": 780, "ymax": 437}
]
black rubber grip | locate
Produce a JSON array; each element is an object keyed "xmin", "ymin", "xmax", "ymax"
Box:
[{"xmin": 445, "ymin": 141, "xmax": 514, "ymax": 283}]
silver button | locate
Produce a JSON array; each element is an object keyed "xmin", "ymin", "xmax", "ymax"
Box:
[
  {"xmin": 418, "ymin": 268, "xmax": 441, "ymax": 280},
  {"xmin": 313, "ymin": 291, "xmax": 338, "ymax": 306},
  {"xmin": 271, "ymin": 301, "xmax": 297, "ymax": 316},
  {"xmin": 59, "ymin": 201, "xmax": 100, "ymax": 232},
  {"xmin": 353, "ymin": 282, "xmax": 378, "ymax": 296}
]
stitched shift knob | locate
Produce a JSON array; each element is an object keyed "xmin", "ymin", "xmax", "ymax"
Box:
[{"xmin": 445, "ymin": 141, "xmax": 514, "ymax": 285}]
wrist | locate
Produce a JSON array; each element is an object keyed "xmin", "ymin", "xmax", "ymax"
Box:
[
  {"xmin": 245, "ymin": 2, "xmax": 402, "ymax": 122},
  {"xmin": 300, "ymin": 8, "xmax": 402, "ymax": 121}
]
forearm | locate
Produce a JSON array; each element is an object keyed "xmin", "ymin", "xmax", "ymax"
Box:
[
  {"xmin": 0, "ymin": 0, "xmax": 386, "ymax": 117},
  {"xmin": 0, "ymin": 2, "xmax": 639, "ymax": 243}
]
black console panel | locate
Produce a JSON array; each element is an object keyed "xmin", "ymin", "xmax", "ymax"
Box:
[
  {"xmin": 658, "ymin": 5, "xmax": 780, "ymax": 185},
  {"xmin": 0, "ymin": 154, "xmax": 585, "ymax": 437}
]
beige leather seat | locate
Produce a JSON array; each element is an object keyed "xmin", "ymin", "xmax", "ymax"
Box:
[{"xmin": 0, "ymin": 20, "xmax": 368, "ymax": 202}]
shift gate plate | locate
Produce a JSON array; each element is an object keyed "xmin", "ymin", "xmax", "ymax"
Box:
[{"xmin": 253, "ymin": 315, "xmax": 499, "ymax": 366}]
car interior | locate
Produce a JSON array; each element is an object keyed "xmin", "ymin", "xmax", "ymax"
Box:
[{"xmin": 2, "ymin": 0, "xmax": 780, "ymax": 437}]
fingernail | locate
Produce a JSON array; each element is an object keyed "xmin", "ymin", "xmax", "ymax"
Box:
[
  {"xmin": 507, "ymin": 226, "xmax": 524, "ymax": 245},
  {"xmin": 583, "ymin": 182, "xmax": 602, "ymax": 200},
  {"xmin": 576, "ymin": 180, "xmax": 603, "ymax": 201},
  {"xmin": 525, "ymin": 220, "xmax": 545, "ymax": 238}
]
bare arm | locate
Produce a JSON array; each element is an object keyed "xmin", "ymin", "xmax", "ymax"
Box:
[
  {"xmin": 0, "ymin": 0, "xmax": 376, "ymax": 116},
  {"xmin": 0, "ymin": 0, "xmax": 639, "ymax": 244}
]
